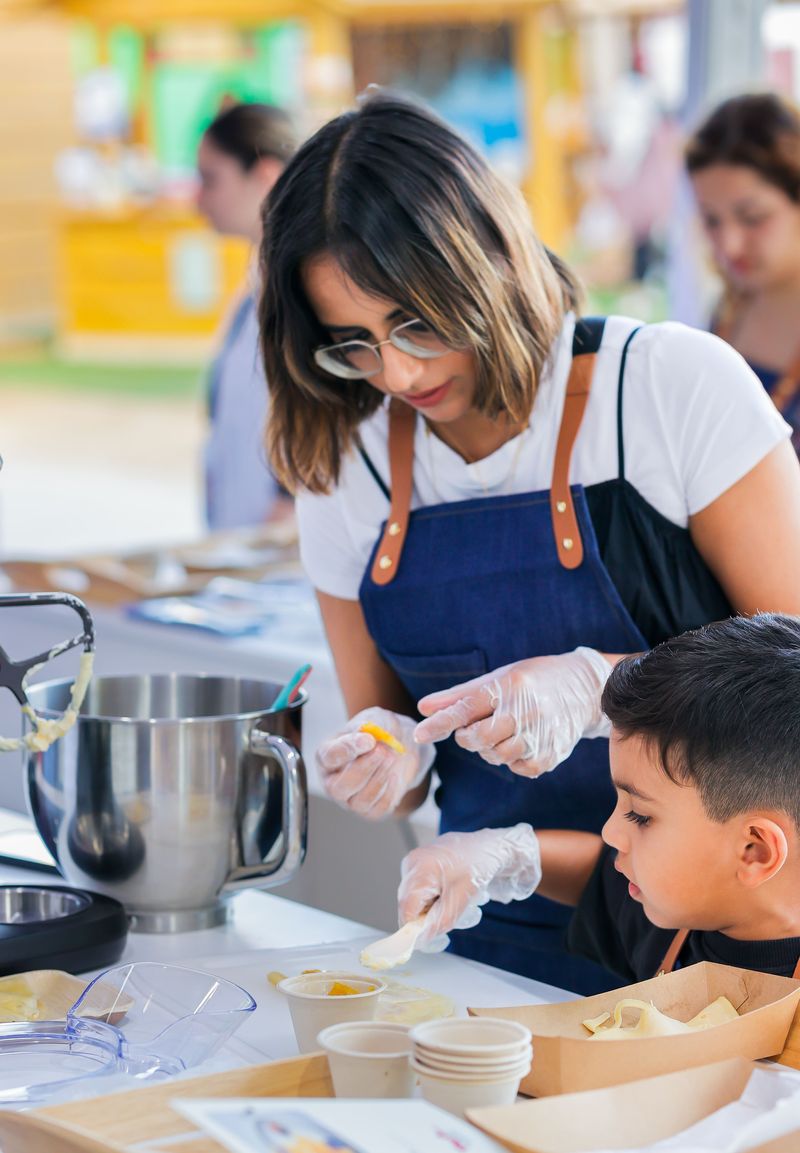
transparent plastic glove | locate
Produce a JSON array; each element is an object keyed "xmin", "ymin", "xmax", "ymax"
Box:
[
  {"xmin": 414, "ymin": 647, "xmax": 614, "ymax": 778},
  {"xmin": 315, "ymin": 707, "xmax": 435, "ymax": 821},
  {"xmin": 397, "ymin": 824, "xmax": 542, "ymax": 952}
]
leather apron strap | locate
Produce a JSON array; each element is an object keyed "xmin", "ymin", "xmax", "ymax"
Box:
[
  {"xmin": 373, "ymin": 343, "xmax": 599, "ymax": 585},
  {"xmin": 770, "ymin": 351, "xmax": 800, "ymax": 417},
  {"xmin": 370, "ymin": 399, "xmax": 416, "ymax": 586},
  {"xmin": 550, "ymin": 351, "xmax": 596, "ymax": 569},
  {"xmin": 714, "ymin": 312, "xmax": 800, "ymax": 418},
  {"xmin": 655, "ymin": 927, "xmax": 690, "ymax": 976}
]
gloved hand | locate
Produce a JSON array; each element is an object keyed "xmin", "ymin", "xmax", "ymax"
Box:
[
  {"xmin": 414, "ymin": 647, "xmax": 615, "ymax": 778},
  {"xmin": 397, "ymin": 824, "xmax": 542, "ymax": 952},
  {"xmin": 316, "ymin": 707, "xmax": 435, "ymax": 820}
]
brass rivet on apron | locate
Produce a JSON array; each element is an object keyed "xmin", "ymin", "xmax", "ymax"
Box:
[
  {"xmin": 379, "ymin": 555, "xmax": 393, "ymax": 570},
  {"xmin": 556, "ymin": 500, "xmax": 567, "ymax": 513},
  {"xmin": 562, "ymin": 538, "xmax": 574, "ymax": 550},
  {"xmin": 388, "ymin": 521, "xmax": 401, "ymax": 536}
]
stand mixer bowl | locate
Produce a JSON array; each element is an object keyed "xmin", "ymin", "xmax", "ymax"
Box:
[{"xmin": 25, "ymin": 674, "xmax": 307, "ymax": 932}]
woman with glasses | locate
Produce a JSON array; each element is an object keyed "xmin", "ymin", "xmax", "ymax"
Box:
[
  {"xmin": 686, "ymin": 93, "xmax": 800, "ymax": 455},
  {"xmin": 259, "ymin": 92, "xmax": 800, "ymax": 993}
]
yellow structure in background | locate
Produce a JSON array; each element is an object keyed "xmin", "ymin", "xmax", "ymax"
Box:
[
  {"xmin": 58, "ymin": 208, "xmax": 249, "ymax": 360},
  {"xmin": 0, "ymin": 18, "xmax": 73, "ymax": 342},
  {"xmin": 1, "ymin": 0, "xmax": 582, "ymax": 360}
]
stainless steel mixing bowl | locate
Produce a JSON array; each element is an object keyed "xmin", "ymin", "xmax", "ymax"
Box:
[{"xmin": 25, "ymin": 674, "xmax": 307, "ymax": 931}]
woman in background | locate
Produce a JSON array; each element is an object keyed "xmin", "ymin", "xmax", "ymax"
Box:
[
  {"xmin": 198, "ymin": 101, "xmax": 296, "ymax": 529},
  {"xmin": 687, "ymin": 92, "xmax": 800, "ymax": 452}
]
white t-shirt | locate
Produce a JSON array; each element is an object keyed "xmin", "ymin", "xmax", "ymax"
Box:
[{"xmin": 297, "ymin": 315, "xmax": 790, "ymax": 600}]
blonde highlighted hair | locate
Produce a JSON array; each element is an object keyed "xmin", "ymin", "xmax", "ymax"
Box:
[{"xmin": 259, "ymin": 90, "xmax": 579, "ymax": 493}]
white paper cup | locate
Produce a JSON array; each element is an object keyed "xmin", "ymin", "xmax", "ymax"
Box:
[
  {"xmin": 411, "ymin": 1058, "xmax": 525, "ymax": 1117},
  {"xmin": 278, "ymin": 972, "xmax": 386, "ymax": 1053},
  {"xmin": 317, "ymin": 1022, "xmax": 414, "ymax": 1098},
  {"xmin": 411, "ymin": 1017, "xmax": 531, "ymax": 1055}
]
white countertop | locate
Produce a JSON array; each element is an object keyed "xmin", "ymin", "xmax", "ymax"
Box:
[
  {"xmin": 0, "ymin": 854, "xmax": 567, "ymax": 1009},
  {"xmin": 0, "ymin": 856, "xmax": 571, "ymax": 1106}
]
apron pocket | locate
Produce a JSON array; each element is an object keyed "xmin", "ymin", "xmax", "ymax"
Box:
[{"xmin": 380, "ymin": 647, "xmax": 488, "ymax": 703}]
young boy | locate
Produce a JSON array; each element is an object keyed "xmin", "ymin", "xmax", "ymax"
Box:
[{"xmin": 398, "ymin": 613, "xmax": 800, "ymax": 982}]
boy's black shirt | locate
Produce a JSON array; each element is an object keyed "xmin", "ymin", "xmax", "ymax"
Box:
[{"xmin": 567, "ymin": 844, "xmax": 800, "ymax": 981}]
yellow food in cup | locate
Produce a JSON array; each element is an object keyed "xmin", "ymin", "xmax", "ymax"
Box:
[
  {"xmin": 327, "ymin": 981, "xmax": 361, "ymax": 996},
  {"xmin": 359, "ymin": 723, "xmax": 406, "ymax": 754}
]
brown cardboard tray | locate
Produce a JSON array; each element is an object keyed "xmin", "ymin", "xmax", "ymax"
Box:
[
  {"xmin": 0, "ymin": 1053, "xmax": 333, "ymax": 1153},
  {"xmin": 469, "ymin": 961, "xmax": 800, "ymax": 1096},
  {"xmin": 468, "ymin": 1056, "xmax": 755, "ymax": 1153},
  {"xmin": 0, "ymin": 1046, "xmax": 797, "ymax": 1153}
]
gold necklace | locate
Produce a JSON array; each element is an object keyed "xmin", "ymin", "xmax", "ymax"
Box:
[{"xmin": 424, "ymin": 422, "xmax": 529, "ymax": 502}]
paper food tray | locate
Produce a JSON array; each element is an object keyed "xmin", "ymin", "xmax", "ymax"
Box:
[
  {"xmin": 0, "ymin": 969, "xmax": 132, "ymax": 1022},
  {"xmin": 0, "ymin": 1053, "xmax": 334, "ymax": 1153},
  {"xmin": 469, "ymin": 961, "xmax": 800, "ymax": 1096},
  {"xmin": 468, "ymin": 1057, "xmax": 756, "ymax": 1153}
]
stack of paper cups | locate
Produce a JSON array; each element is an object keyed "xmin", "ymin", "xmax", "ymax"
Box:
[{"xmin": 409, "ymin": 1018, "xmax": 533, "ymax": 1118}]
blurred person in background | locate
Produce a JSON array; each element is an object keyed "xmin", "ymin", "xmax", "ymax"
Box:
[
  {"xmin": 198, "ymin": 101, "xmax": 297, "ymax": 530},
  {"xmin": 258, "ymin": 91, "xmax": 800, "ymax": 993},
  {"xmin": 687, "ymin": 93, "xmax": 800, "ymax": 454}
]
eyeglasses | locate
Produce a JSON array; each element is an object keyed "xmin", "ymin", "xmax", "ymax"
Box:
[{"xmin": 313, "ymin": 318, "xmax": 452, "ymax": 380}]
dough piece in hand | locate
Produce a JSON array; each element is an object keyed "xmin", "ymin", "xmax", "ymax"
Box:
[{"xmin": 359, "ymin": 722, "xmax": 406, "ymax": 755}]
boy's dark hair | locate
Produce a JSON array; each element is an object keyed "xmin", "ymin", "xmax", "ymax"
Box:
[{"xmin": 602, "ymin": 614, "xmax": 800, "ymax": 827}]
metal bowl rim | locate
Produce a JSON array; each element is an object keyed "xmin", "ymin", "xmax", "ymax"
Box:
[
  {"xmin": 0, "ymin": 885, "xmax": 92, "ymax": 923},
  {"xmin": 24, "ymin": 674, "xmax": 307, "ymax": 724}
]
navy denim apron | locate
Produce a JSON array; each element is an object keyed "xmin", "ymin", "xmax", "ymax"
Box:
[{"xmin": 359, "ymin": 323, "xmax": 647, "ymax": 994}]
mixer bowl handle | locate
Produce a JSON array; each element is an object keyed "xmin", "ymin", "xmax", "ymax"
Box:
[{"xmin": 223, "ymin": 731, "xmax": 308, "ymax": 893}]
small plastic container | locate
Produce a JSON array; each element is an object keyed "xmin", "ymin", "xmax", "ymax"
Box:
[
  {"xmin": 278, "ymin": 971, "xmax": 386, "ymax": 1053},
  {"xmin": 0, "ymin": 961, "xmax": 256, "ymax": 1106},
  {"xmin": 70, "ymin": 961, "xmax": 256, "ymax": 1071},
  {"xmin": 317, "ymin": 1021, "xmax": 414, "ymax": 1098}
]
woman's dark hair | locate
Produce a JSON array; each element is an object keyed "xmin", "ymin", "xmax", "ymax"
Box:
[
  {"xmin": 602, "ymin": 613, "xmax": 800, "ymax": 828},
  {"xmin": 686, "ymin": 92, "xmax": 800, "ymax": 203},
  {"xmin": 259, "ymin": 89, "xmax": 580, "ymax": 494},
  {"xmin": 204, "ymin": 102, "xmax": 296, "ymax": 171}
]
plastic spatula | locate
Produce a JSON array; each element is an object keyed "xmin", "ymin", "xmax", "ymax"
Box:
[{"xmin": 360, "ymin": 916, "xmax": 428, "ymax": 970}]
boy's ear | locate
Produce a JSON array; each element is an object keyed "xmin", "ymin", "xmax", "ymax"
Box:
[{"xmin": 736, "ymin": 817, "xmax": 789, "ymax": 888}]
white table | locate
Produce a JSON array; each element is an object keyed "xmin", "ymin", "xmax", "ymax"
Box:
[{"xmin": 0, "ymin": 856, "xmax": 570, "ymax": 1086}]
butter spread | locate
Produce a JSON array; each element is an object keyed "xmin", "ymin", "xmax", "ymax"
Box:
[{"xmin": 0, "ymin": 650, "xmax": 94, "ymax": 753}]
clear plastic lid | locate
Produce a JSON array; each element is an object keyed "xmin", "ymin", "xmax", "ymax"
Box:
[
  {"xmin": 0, "ymin": 961, "xmax": 256, "ymax": 1105},
  {"xmin": 0, "ymin": 1019, "xmax": 120, "ymax": 1105}
]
